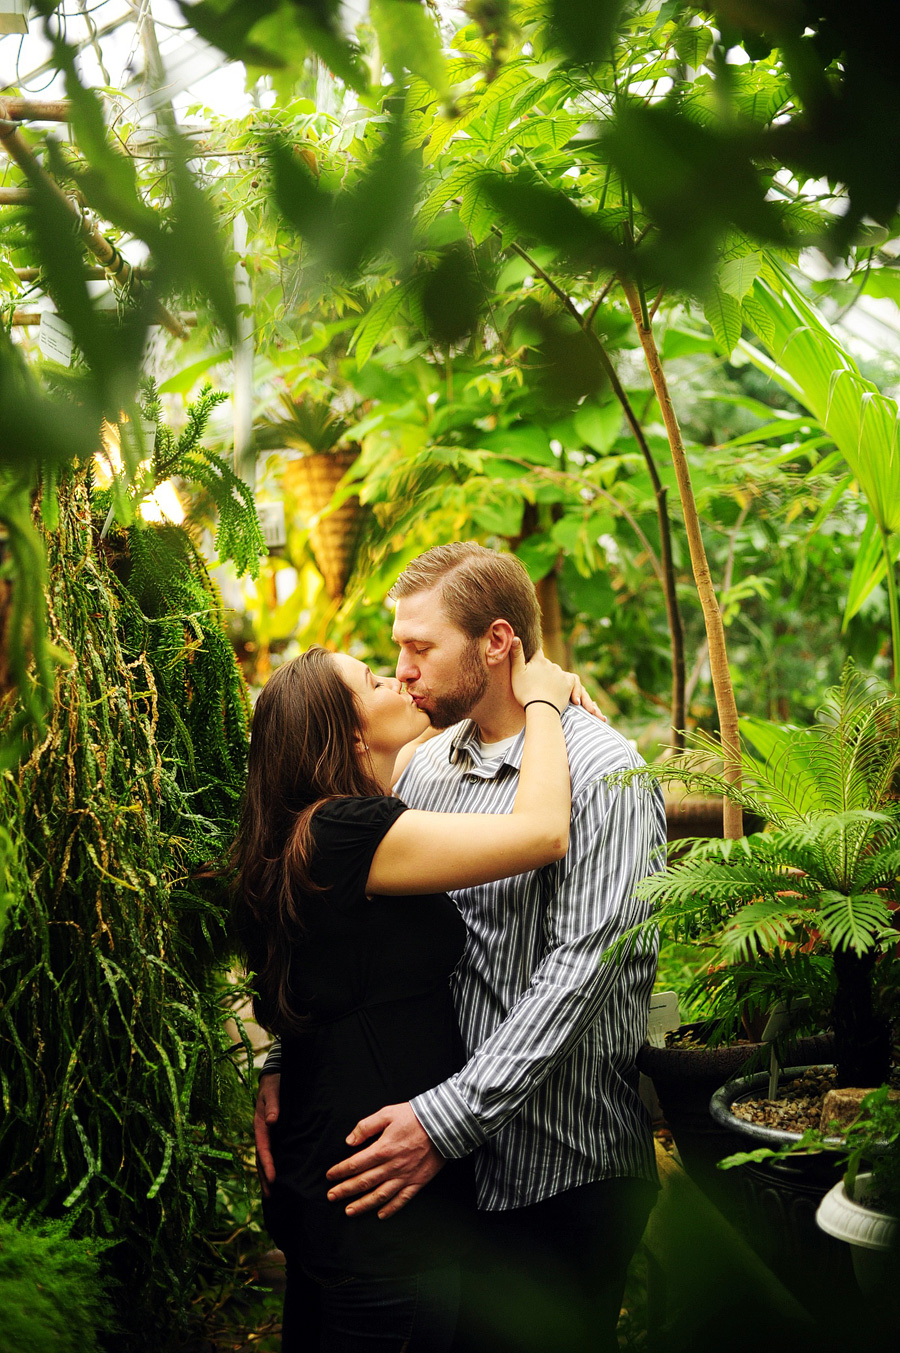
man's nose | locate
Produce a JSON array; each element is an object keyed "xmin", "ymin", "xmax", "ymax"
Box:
[{"xmin": 396, "ymin": 653, "xmax": 418, "ymax": 683}]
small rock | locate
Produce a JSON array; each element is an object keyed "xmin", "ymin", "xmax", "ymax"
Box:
[{"xmin": 820, "ymin": 1086, "xmax": 900, "ymax": 1135}]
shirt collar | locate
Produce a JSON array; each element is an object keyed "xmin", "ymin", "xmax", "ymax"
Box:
[{"xmin": 449, "ymin": 719, "xmax": 526, "ymax": 778}]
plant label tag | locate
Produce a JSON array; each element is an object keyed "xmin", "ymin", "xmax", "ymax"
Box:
[
  {"xmin": 761, "ymin": 995, "xmax": 811, "ymax": 1043},
  {"xmin": 646, "ymin": 991, "xmax": 680, "ymax": 1048},
  {"xmin": 38, "ymin": 313, "xmax": 74, "ymax": 366},
  {"xmin": 256, "ymin": 500, "xmax": 287, "ymax": 550}
]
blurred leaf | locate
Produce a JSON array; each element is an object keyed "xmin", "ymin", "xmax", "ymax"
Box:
[
  {"xmin": 484, "ymin": 172, "xmax": 621, "ymax": 271},
  {"xmin": 371, "ymin": 0, "xmax": 447, "ymax": 92},
  {"xmin": 272, "ymin": 112, "xmax": 419, "ymax": 274},
  {"xmin": 421, "ymin": 244, "xmax": 483, "ymax": 345},
  {"xmin": 180, "ymin": 0, "xmax": 369, "ymax": 91},
  {"xmin": 605, "ymin": 102, "xmax": 784, "ymax": 286},
  {"xmin": 158, "ymin": 140, "xmax": 237, "ymax": 340},
  {"xmin": 480, "ymin": 425, "xmax": 555, "ymax": 467},
  {"xmin": 514, "ymin": 531, "xmax": 559, "ymax": 581},
  {"xmin": 548, "ymin": 0, "xmax": 625, "ymax": 65}
]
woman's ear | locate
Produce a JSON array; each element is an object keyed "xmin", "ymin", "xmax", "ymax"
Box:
[{"xmin": 484, "ymin": 619, "xmax": 516, "ymax": 667}]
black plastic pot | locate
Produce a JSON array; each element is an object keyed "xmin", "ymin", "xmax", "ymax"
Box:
[
  {"xmin": 709, "ymin": 1066, "xmax": 858, "ymax": 1321},
  {"xmin": 639, "ymin": 1029, "xmax": 833, "ymax": 1218}
]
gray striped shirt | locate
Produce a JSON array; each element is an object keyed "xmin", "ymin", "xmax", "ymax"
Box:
[{"xmin": 398, "ymin": 706, "xmax": 664, "ymax": 1211}]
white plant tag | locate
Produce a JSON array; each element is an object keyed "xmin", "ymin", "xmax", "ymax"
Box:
[
  {"xmin": 38, "ymin": 312, "xmax": 74, "ymax": 366},
  {"xmin": 646, "ymin": 991, "xmax": 680, "ymax": 1048},
  {"xmin": 256, "ymin": 500, "xmax": 287, "ymax": 550}
]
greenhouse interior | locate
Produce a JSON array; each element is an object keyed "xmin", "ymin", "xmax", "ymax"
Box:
[{"xmin": 1, "ymin": 3, "xmax": 899, "ymax": 1351}]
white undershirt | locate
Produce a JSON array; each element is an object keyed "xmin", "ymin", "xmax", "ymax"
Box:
[{"xmin": 476, "ymin": 731, "xmax": 520, "ymax": 765}]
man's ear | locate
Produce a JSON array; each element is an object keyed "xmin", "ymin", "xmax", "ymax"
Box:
[{"xmin": 484, "ymin": 619, "xmax": 516, "ymax": 667}]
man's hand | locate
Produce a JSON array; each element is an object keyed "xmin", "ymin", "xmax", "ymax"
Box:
[
  {"xmin": 325, "ymin": 1102, "xmax": 444, "ymax": 1220},
  {"xmin": 254, "ymin": 1072, "xmax": 281, "ymax": 1198}
]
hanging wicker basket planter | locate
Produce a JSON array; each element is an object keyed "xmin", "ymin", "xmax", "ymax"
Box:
[{"xmin": 287, "ymin": 446, "xmax": 363, "ymax": 600}]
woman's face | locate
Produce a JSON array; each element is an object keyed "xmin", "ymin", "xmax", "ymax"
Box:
[{"xmin": 331, "ymin": 653, "xmax": 431, "ymax": 757}]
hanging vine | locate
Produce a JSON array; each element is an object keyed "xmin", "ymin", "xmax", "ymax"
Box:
[{"xmin": 0, "ymin": 391, "xmax": 264, "ymax": 1349}]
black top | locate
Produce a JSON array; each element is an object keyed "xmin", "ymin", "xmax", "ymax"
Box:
[{"xmin": 263, "ymin": 796, "xmax": 473, "ymax": 1279}]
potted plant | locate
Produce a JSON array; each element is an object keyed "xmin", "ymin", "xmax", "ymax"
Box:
[
  {"xmin": 717, "ymin": 1084, "xmax": 900, "ymax": 1335},
  {"xmin": 254, "ymin": 395, "xmax": 364, "ymax": 600},
  {"xmin": 612, "ymin": 663, "xmax": 900, "ymax": 1294}
]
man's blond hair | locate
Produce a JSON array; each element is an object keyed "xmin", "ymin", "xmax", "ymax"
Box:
[{"xmin": 388, "ymin": 543, "xmax": 543, "ymax": 659}]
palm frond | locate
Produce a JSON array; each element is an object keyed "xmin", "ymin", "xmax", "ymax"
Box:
[
  {"xmin": 716, "ymin": 899, "xmax": 811, "ymax": 960},
  {"xmin": 816, "ymin": 891, "xmax": 895, "ymax": 955}
]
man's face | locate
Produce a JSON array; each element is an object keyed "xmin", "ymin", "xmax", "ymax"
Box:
[{"xmin": 392, "ymin": 588, "xmax": 489, "ymax": 729}]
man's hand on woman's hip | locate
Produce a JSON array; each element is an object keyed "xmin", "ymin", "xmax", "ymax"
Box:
[{"xmin": 326, "ymin": 1102, "xmax": 444, "ymax": 1220}]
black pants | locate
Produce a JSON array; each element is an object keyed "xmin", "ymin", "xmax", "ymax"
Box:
[
  {"xmin": 452, "ymin": 1176, "xmax": 657, "ymax": 1353},
  {"xmin": 281, "ymin": 1256, "xmax": 460, "ymax": 1353}
]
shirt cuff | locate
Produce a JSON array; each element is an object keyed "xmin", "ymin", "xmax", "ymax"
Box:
[
  {"xmin": 410, "ymin": 1079, "xmax": 487, "ymax": 1160},
  {"xmin": 260, "ymin": 1043, "xmax": 282, "ymax": 1077}
]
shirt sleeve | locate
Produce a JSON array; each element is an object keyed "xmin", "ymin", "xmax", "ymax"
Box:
[
  {"xmin": 310, "ymin": 795, "xmax": 408, "ymax": 903},
  {"xmin": 410, "ymin": 777, "xmax": 665, "ymax": 1158}
]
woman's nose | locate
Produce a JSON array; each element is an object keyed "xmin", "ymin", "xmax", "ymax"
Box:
[{"xmin": 383, "ymin": 676, "xmax": 403, "ymax": 693}]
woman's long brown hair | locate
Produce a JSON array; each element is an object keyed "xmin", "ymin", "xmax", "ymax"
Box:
[{"xmin": 231, "ymin": 647, "xmax": 381, "ymax": 1035}]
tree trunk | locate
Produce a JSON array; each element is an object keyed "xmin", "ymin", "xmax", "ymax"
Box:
[
  {"xmin": 832, "ymin": 947, "xmax": 891, "ymax": 1088},
  {"xmin": 536, "ymin": 570, "xmax": 569, "ymax": 667},
  {"xmin": 621, "ymin": 278, "xmax": 743, "ymax": 838}
]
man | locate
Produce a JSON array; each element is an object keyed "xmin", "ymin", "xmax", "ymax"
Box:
[{"xmin": 256, "ymin": 542, "xmax": 664, "ymax": 1351}]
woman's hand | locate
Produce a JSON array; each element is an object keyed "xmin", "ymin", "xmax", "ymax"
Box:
[{"xmin": 509, "ymin": 640, "xmax": 576, "ymax": 714}]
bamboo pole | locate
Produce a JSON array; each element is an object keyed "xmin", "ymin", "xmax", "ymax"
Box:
[
  {"xmin": 621, "ymin": 277, "xmax": 743, "ymax": 837},
  {"xmin": 0, "ymin": 100, "xmax": 72, "ymax": 123},
  {"xmin": 14, "ymin": 266, "xmax": 151, "ymax": 282},
  {"xmin": 10, "ymin": 310, "xmax": 196, "ymax": 328},
  {"xmin": 0, "ymin": 99, "xmax": 188, "ymax": 340}
]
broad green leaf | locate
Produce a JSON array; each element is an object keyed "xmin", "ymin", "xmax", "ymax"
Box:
[
  {"xmin": 719, "ymin": 417, "xmax": 815, "ymax": 450},
  {"xmin": 351, "ymin": 283, "xmax": 417, "ymax": 365},
  {"xmin": 574, "ymin": 399, "xmax": 622, "ymax": 453},
  {"xmin": 703, "ymin": 286, "xmax": 742, "ymax": 355},
  {"xmin": 418, "ymin": 163, "xmax": 483, "ymax": 230},
  {"xmin": 816, "ymin": 891, "xmax": 893, "ymax": 956},
  {"xmin": 843, "ymin": 512, "xmax": 900, "ymax": 628},
  {"xmin": 459, "ymin": 172, "xmax": 499, "ymax": 243},
  {"xmin": 719, "ymin": 251, "xmax": 762, "ymax": 300},
  {"xmin": 515, "ymin": 532, "xmax": 559, "ymax": 582},
  {"xmin": 673, "ymin": 23, "xmax": 712, "ymax": 69},
  {"xmin": 480, "ymin": 426, "xmax": 555, "ymax": 467}
]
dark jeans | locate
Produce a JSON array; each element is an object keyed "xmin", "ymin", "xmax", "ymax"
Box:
[
  {"xmin": 453, "ymin": 1176, "xmax": 658, "ymax": 1353},
  {"xmin": 281, "ymin": 1255, "xmax": 460, "ymax": 1353}
]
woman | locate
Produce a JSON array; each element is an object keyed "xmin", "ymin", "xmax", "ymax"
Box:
[{"xmin": 231, "ymin": 641, "xmax": 575, "ymax": 1353}]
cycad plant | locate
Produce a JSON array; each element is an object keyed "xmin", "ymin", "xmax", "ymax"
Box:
[{"xmin": 612, "ymin": 663, "xmax": 900, "ymax": 1089}]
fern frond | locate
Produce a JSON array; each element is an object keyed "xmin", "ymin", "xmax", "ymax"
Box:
[{"xmin": 816, "ymin": 891, "xmax": 895, "ymax": 955}]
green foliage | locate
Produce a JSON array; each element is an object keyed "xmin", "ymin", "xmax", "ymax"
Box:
[
  {"xmin": 0, "ymin": 470, "xmax": 254, "ymax": 1351},
  {"xmin": 720, "ymin": 1085, "xmax": 900, "ymax": 1220},
  {"xmin": 0, "ymin": 1214, "xmax": 112, "ymax": 1353},
  {"xmin": 605, "ymin": 664, "xmax": 900, "ymax": 1078}
]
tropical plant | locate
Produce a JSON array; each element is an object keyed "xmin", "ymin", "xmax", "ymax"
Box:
[
  {"xmin": 607, "ymin": 663, "xmax": 900, "ymax": 1087},
  {"xmin": 719, "ymin": 1084, "xmax": 900, "ymax": 1218},
  {"xmin": 738, "ymin": 263, "xmax": 900, "ymax": 690},
  {"xmin": 254, "ymin": 392, "xmax": 351, "ymax": 454}
]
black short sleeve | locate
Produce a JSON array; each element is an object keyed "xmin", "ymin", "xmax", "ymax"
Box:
[{"xmin": 310, "ymin": 796, "xmax": 408, "ymax": 905}]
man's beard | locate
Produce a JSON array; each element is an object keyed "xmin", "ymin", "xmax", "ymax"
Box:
[{"xmin": 425, "ymin": 638, "xmax": 489, "ymax": 729}]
